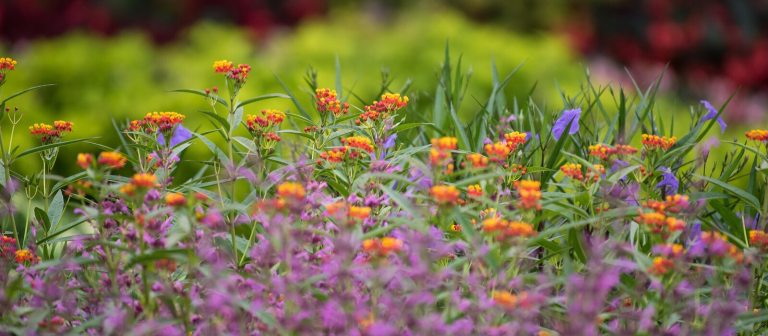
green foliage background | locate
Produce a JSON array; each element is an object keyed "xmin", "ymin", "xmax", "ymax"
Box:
[{"xmin": 0, "ymin": 10, "xmax": 584, "ymax": 177}]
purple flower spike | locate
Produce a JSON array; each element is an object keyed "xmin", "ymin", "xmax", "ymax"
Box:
[
  {"xmin": 700, "ymin": 100, "xmax": 726, "ymax": 133},
  {"xmin": 552, "ymin": 108, "xmax": 581, "ymax": 140}
]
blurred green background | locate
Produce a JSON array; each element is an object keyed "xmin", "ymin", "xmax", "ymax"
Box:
[{"xmin": 0, "ymin": 1, "xmax": 763, "ymax": 178}]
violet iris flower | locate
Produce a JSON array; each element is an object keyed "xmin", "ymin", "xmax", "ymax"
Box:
[
  {"xmin": 552, "ymin": 108, "xmax": 581, "ymax": 140},
  {"xmin": 700, "ymin": 100, "xmax": 726, "ymax": 133},
  {"xmin": 158, "ymin": 124, "xmax": 192, "ymax": 147},
  {"xmin": 656, "ymin": 166, "xmax": 679, "ymax": 195}
]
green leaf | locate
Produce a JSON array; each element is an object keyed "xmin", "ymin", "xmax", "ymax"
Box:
[
  {"xmin": 14, "ymin": 137, "xmax": 95, "ymax": 160},
  {"xmin": 1, "ymin": 84, "xmax": 55, "ymax": 105},
  {"xmin": 126, "ymin": 248, "xmax": 190, "ymax": 268},
  {"xmin": 36, "ymin": 217, "xmax": 87, "ymax": 245},
  {"xmin": 696, "ymin": 175, "xmax": 761, "ymax": 210},
  {"xmin": 47, "ymin": 190, "xmax": 65, "ymax": 231},
  {"xmin": 235, "ymin": 93, "xmax": 291, "ymax": 110},
  {"xmin": 170, "ymin": 88, "xmax": 228, "ymax": 107},
  {"xmin": 34, "ymin": 208, "xmax": 51, "ymax": 233}
]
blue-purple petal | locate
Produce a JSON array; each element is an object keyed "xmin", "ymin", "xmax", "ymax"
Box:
[{"xmin": 552, "ymin": 108, "xmax": 581, "ymax": 140}]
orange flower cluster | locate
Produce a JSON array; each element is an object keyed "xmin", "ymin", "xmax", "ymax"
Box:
[
  {"xmin": 319, "ymin": 147, "xmax": 348, "ymax": 164},
  {"xmin": 29, "ymin": 121, "xmax": 73, "ymax": 143},
  {"xmin": 431, "ymin": 185, "xmax": 460, "ymax": 205},
  {"xmin": 750, "ymin": 230, "xmax": 768, "ymax": 249},
  {"xmin": 467, "ymin": 184, "xmax": 483, "ymax": 198},
  {"xmin": 746, "ymin": 129, "xmax": 768, "ymax": 142},
  {"xmin": 648, "ymin": 257, "xmax": 675, "ymax": 276},
  {"xmin": 430, "ymin": 137, "xmax": 458, "ymax": 168},
  {"xmin": 510, "ymin": 164, "xmax": 527, "ymax": 175},
  {"xmin": 560, "ymin": 163, "xmax": 583, "ymax": 180},
  {"xmin": 492, "ymin": 291, "xmax": 533, "ymax": 310},
  {"xmin": 120, "ymin": 173, "xmax": 158, "ymax": 195},
  {"xmin": 0, "ymin": 57, "xmax": 17, "ymax": 71},
  {"xmin": 643, "ymin": 194, "xmax": 690, "ymax": 214},
  {"xmin": 14, "ymin": 249, "xmax": 37, "ymax": 264},
  {"xmin": 362, "ymin": 237, "xmax": 403, "ymax": 255},
  {"xmin": 641, "ymin": 134, "xmax": 677, "ymax": 151},
  {"xmin": 484, "ymin": 141, "xmax": 511, "ymax": 162},
  {"xmin": 341, "ymin": 136, "xmax": 375, "ymax": 153},
  {"xmin": 277, "ymin": 182, "xmax": 306, "ymax": 200},
  {"xmin": 246, "ymin": 109, "xmax": 286, "ymax": 130},
  {"xmin": 77, "ymin": 153, "xmax": 93, "ymax": 169},
  {"xmin": 503, "ymin": 131, "xmax": 528, "ymax": 151},
  {"xmin": 588, "ymin": 143, "xmax": 637, "ymax": 160},
  {"xmin": 316, "ymin": 88, "xmax": 349, "ymax": 117},
  {"xmin": 701, "ymin": 231, "xmax": 743, "ymax": 261},
  {"xmin": 165, "ymin": 193, "xmax": 187, "ymax": 207},
  {"xmin": 325, "ymin": 201, "xmax": 372, "ymax": 220},
  {"xmin": 130, "ymin": 112, "xmax": 185, "ymax": 133},
  {"xmin": 515, "ymin": 180, "xmax": 541, "ymax": 210},
  {"xmin": 635, "ymin": 212, "xmax": 685, "ymax": 233},
  {"xmin": 465, "ymin": 153, "xmax": 489, "ymax": 168},
  {"xmin": 482, "ymin": 218, "xmax": 536, "ymax": 238},
  {"xmin": 213, "ymin": 60, "xmax": 251, "ymax": 82},
  {"xmin": 98, "ymin": 151, "xmax": 127, "ymax": 169}
]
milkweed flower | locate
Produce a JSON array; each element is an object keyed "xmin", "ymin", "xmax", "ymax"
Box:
[
  {"xmin": 700, "ymin": 100, "xmax": 727, "ymax": 133},
  {"xmin": 319, "ymin": 147, "xmax": 348, "ymax": 164},
  {"xmin": 552, "ymin": 108, "xmax": 581, "ymax": 140},
  {"xmin": 588, "ymin": 144, "xmax": 612, "ymax": 160},
  {"xmin": 648, "ymin": 257, "xmax": 674, "ymax": 276},
  {"xmin": 358, "ymin": 93, "xmax": 409, "ymax": 124},
  {"xmin": 484, "ymin": 141, "xmax": 511, "ymax": 162},
  {"xmin": 560, "ymin": 163, "xmax": 583, "ymax": 180},
  {"xmin": 641, "ymin": 134, "xmax": 676, "ymax": 151},
  {"xmin": 652, "ymin": 243, "xmax": 685, "ymax": 258},
  {"xmin": 746, "ymin": 129, "xmax": 768, "ymax": 142},
  {"xmin": 0, "ymin": 57, "xmax": 16, "ymax": 86},
  {"xmin": 277, "ymin": 182, "xmax": 306, "ymax": 200},
  {"xmin": 492, "ymin": 291, "xmax": 534, "ymax": 310},
  {"xmin": 362, "ymin": 237, "xmax": 403, "ymax": 256},
  {"xmin": 30, "ymin": 121, "xmax": 73, "ymax": 144},
  {"xmin": 504, "ymin": 131, "xmax": 527, "ymax": 151},
  {"xmin": 515, "ymin": 179, "xmax": 542, "ymax": 210},
  {"xmin": 341, "ymin": 136, "xmax": 375, "ymax": 153},
  {"xmin": 97, "ymin": 152, "xmax": 127, "ymax": 169},
  {"xmin": 143, "ymin": 112, "xmax": 185, "ymax": 133},
  {"xmin": 77, "ymin": 153, "xmax": 93, "ymax": 169},
  {"xmin": 750, "ymin": 230, "xmax": 768, "ymax": 249},
  {"xmin": 131, "ymin": 173, "xmax": 158, "ymax": 188},
  {"xmin": 467, "ymin": 184, "xmax": 483, "ymax": 198},
  {"xmin": 165, "ymin": 193, "xmax": 187, "ymax": 207},
  {"xmin": 503, "ymin": 221, "xmax": 537, "ymax": 238},
  {"xmin": 315, "ymin": 88, "xmax": 349, "ymax": 117},
  {"xmin": 430, "ymin": 137, "xmax": 458, "ymax": 167},
  {"xmin": 14, "ymin": 249, "xmax": 36, "ymax": 264},
  {"xmin": 213, "ymin": 60, "xmax": 233, "ymax": 73},
  {"xmin": 431, "ymin": 185, "xmax": 460, "ymax": 205},
  {"xmin": 465, "ymin": 153, "xmax": 489, "ymax": 168}
]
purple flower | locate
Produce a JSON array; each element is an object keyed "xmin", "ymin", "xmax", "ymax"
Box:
[
  {"xmin": 552, "ymin": 108, "xmax": 581, "ymax": 140},
  {"xmin": 158, "ymin": 124, "xmax": 192, "ymax": 147},
  {"xmin": 656, "ymin": 166, "xmax": 678, "ymax": 195},
  {"xmin": 384, "ymin": 134, "xmax": 397, "ymax": 149},
  {"xmin": 700, "ymin": 100, "xmax": 726, "ymax": 133}
]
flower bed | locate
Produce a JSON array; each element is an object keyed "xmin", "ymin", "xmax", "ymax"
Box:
[{"xmin": 0, "ymin": 53, "xmax": 766, "ymax": 335}]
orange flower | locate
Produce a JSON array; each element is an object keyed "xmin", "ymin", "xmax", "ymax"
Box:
[
  {"xmin": 504, "ymin": 131, "xmax": 527, "ymax": 151},
  {"xmin": 0, "ymin": 57, "xmax": 17, "ymax": 71},
  {"xmin": 641, "ymin": 134, "xmax": 676, "ymax": 151},
  {"xmin": 649, "ymin": 257, "xmax": 674, "ymax": 275},
  {"xmin": 466, "ymin": 153, "xmax": 489, "ymax": 168},
  {"xmin": 510, "ymin": 164, "xmax": 527, "ymax": 174},
  {"xmin": 316, "ymin": 88, "xmax": 349, "ymax": 117},
  {"xmin": 14, "ymin": 249, "xmax": 35, "ymax": 264},
  {"xmin": 467, "ymin": 184, "xmax": 483, "ymax": 198},
  {"xmin": 431, "ymin": 137, "xmax": 458, "ymax": 151},
  {"xmin": 430, "ymin": 185, "xmax": 460, "ymax": 204},
  {"xmin": 53, "ymin": 120, "xmax": 73, "ymax": 132},
  {"xmin": 76, "ymin": 153, "xmax": 93, "ymax": 169},
  {"xmin": 482, "ymin": 217, "xmax": 506, "ymax": 232},
  {"xmin": 98, "ymin": 151, "xmax": 127, "ymax": 169},
  {"xmin": 750, "ymin": 230, "xmax": 768, "ymax": 249},
  {"xmin": 165, "ymin": 193, "xmax": 187, "ymax": 207},
  {"xmin": 664, "ymin": 194, "xmax": 690, "ymax": 213},
  {"xmin": 341, "ymin": 136, "xmax": 375, "ymax": 153},
  {"xmin": 588, "ymin": 144, "xmax": 612, "ymax": 160},
  {"xmin": 213, "ymin": 60, "xmax": 234, "ymax": 73},
  {"xmin": 131, "ymin": 173, "xmax": 157, "ymax": 188},
  {"xmin": 613, "ymin": 144, "xmax": 638, "ymax": 155},
  {"xmin": 560, "ymin": 163, "xmax": 583, "ymax": 180},
  {"xmin": 636, "ymin": 212, "xmax": 666, "ymax": 233},
  {"xmin": 492, "ymin": 291, "xmax": 531, "ymax": 310},
  {"xmin": 362, "ymin": 237, "xmax": 403, "ymax": 255},
  {"xmin": 144, "ymin": 112, "xmax": 185, "ymax": 132},
  {"xmin": 484, "ymin": 141, "xmax": 511, "ymax": 162},
  {"xmin": 746, "ymin": 129, "xmax": 768, "ymax": 142},
  {"xmin": 515, "ymin": 180, "xmax": 541, "ymax": 210},
  {"xmin": 586, "ymin": 164, "xmax": 605, "ymax": 182},
  {"xmin": 665, "ymin": 217, "xmax": 685, "ymax": 231},
  {"xmin": 119, "ymin": 183, "xmax": 136, "ymax": 196},
  {"xmin": 349, "ymin": 206, "xmax": 372, "ymax": 220},
  {"xmin": 277, "ymin": 182, "xmax": 306, "ymax": 200},
  {"xmin": 246, "ymin": 109, "xmax": 286, "ymax": 132},
  {"xmin": 320, "ymin": 147, "xmax": 348, "ymax": 164},
  {"xmin": 504, "ymin": 221, "xmax": 537, "ymax": 238}
]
